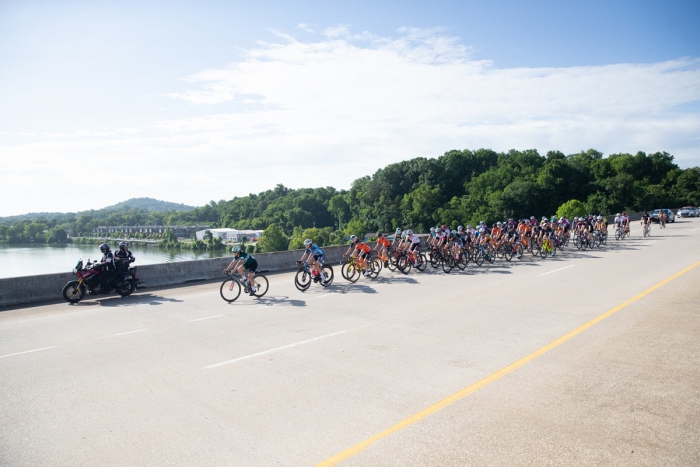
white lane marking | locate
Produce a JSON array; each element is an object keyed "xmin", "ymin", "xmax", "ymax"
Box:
[
  {"xmin": 0, "ymin": 345, "xmax": 60, "ymax": 359},
  {"xmin": 640, "ymin": 240, "xmax": 657, "ymax": 245},
  {"xmin": 203, "ymin": 330, "xmax": 347, "ymax": 369},
  {"xmin": 539, "ymin": 264, "xmax": 575, "ymax": 276},
  {"xmin": 184, "ymin": 315, "xmax": 224, "ymax": 323},
  {"xmin": 691, "ymin": 228, "xmax": 700, "ymax": 232},
  {"xmin": 313, "ymin": 293, "xmax": 335, "ymax": 299},
  {"xmin": 99, "ymin": 329, "xmax": 148, "ymax": 338}
]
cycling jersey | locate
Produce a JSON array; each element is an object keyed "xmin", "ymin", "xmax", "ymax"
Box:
[
  {"xmin": 377, "ymin": 237, "xmax": 391, "ymax": 248},
  {"xmin": 305, "ymin": 244, "xmax": 325, "ymax": 257},
  {"xmin": 237, "ymin": 251, "xmax": 257, "ymax": 267},
  {"xmin": 355, "ymin": 242, "xmax": 371, "ymax": 253}
]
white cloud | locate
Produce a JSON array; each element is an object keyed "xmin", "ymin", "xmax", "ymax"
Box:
[{"xmin": 1, "ymin": 27, "xmax": 700, "ymax": 215}]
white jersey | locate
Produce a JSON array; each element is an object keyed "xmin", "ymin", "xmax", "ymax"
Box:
[{"xmin": 410, "ymin": 234, "xmax": 420, "ymax": 244}]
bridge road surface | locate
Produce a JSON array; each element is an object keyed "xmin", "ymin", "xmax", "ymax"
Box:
[{"xmin": 1, "ymin": 219, "xmax": 699, "ymax": 466}]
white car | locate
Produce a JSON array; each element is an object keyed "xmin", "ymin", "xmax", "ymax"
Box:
[{"xmin": 676, "ymin": 206, "xmax": 698, "ymax": 218}]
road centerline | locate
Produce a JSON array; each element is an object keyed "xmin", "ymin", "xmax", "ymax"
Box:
[
  {"xmin": 314, "ymin": 259, "xmax": 700, "ymax": 467},
  {"xmin": 538, "ymin": 264, "xmax": 574, "ymax": 276},
  {"xmin": 203, "ymin": 330, "xmax": 347, "ymax": 369}
]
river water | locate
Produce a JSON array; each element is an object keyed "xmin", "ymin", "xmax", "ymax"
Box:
[{"xmin": 0, "ymin": 243, "xmax": 232, "ymax": 278}]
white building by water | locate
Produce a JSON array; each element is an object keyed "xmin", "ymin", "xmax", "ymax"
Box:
[{"xmin": 195, "ymin": 228, "xmax": 264, "ymax": 242}]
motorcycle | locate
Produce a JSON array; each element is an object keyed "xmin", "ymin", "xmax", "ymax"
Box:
[{"xmin": 62, "ymin": 258, "xmax": 141, "ymax": 303}]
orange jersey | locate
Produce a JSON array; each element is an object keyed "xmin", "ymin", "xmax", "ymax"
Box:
[
  {"xmin": 491, "ymin": 227, "xmax": 502, "ymax": 237},
  {"xmin": 377, "ymin": 237, "xmax": 391, "ymax": 247},
  {"xmin": 355, "ymin": 242, "xmax": 371, "ymax": 253}
]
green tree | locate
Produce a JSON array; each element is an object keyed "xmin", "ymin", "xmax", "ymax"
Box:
[
  {"xmin": 256, "ymin": 224, "xmax": 288, "ymax": 252},
  {"xmin": 344, "ymin": 219, "xmax": 366, "ymax": 240},
  {"xmin": 556, "ymin": 199, "xmax": 587, "ymax": 219}
]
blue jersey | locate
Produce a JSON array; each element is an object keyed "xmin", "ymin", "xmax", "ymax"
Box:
[{"xmin": 306, "ymin": 244, "xmax": 324, "ymax": 256}]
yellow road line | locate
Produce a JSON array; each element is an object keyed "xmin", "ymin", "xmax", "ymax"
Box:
[{"xmin": 315, "ymin": 259, "xmax": 700, "ymax": 467}]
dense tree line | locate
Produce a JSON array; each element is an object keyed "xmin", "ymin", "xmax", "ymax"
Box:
[{"xmin": 3, "ymin": 149, "xmax": 699, "ymax": 249}]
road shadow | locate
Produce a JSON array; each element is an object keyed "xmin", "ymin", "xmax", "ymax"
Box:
[
  {"xmin": 69, "ymin": 293, "xmax": 184, "ymax": 307},
  {"xmin": 251, "ymin": 295, "xmax": 306, "ymax": 308}
]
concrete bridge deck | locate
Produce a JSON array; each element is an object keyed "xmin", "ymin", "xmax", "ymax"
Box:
[{"xmin": 1, "ymin": 219, "xmax": 699, "ymax": 466}]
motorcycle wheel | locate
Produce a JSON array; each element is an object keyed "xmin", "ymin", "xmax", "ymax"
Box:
[
  {"xmin": 116, "ymin": 281, "xmax": 136, "ymax": 297},
  {"xmin": 62, "ymin": 281, "xmax": 85, "ymax": 303}
]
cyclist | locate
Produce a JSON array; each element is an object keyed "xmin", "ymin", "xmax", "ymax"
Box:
[
  {"xmin": 406, "ymin": 229, "xmax": 422, "ymax": 265},
  {"xmin": 374, "ymin": 232, "xmax": 392, "ymax": 267},
  {"xmin": 658, "ymin": 210, "xmax": 666, "ymax": 228},
  {"xmin": 224, "ymin": 246, "xmax": 258, "ymax": 294},
  {"xmin": 344, "ymin": 235, "xmax": 373, "ymax": 277},
  {"xmin": 299, "ymin": 239, "xmax": 328, "ymax": 282},
  {"xmin": 641, "ymin": 211, "xmax": 651, "ymax": 232},
  {"xmin": 621, "ymin": 211, "xmax": 630, "ymax": 234}
]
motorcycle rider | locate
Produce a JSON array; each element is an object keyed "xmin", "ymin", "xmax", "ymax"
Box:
[
  {"xmin": 115, "ymin": 242, "xmax": 135, "ymax": 272},
  {"xmin": 95, "ymin": 243, "xmax": 116, "ymax": 291}
]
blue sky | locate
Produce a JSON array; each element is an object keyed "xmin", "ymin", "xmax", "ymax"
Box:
[{"xmin": 1, "ymin": 0, "xmax": 699, "ymax": 215}]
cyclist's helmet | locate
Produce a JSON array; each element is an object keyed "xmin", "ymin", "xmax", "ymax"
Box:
[
  {"xmin": 457, "ymin": 225, "xmax": 463, "ymax": 232},
  {"xmin": 118, "ymin": 241, "xmax": 129, "ymax": 250},
  {"xmin": 441, "ymin": 224, "xmax": 447, "ymax": 230},
  {"xmin": 496, "ymin": 222, "xmax": 502, "ymax": 227},
  {"xmin": 395, "ymin": 228, "xmax": 402, "ymax": 234},
  {"xmin": 303, "ymin": 239, "xmax": 312, "ymax": 247},
  {"xmin": 597, "ymin": 215, "xmax": 602, "ymax": 220},
  {"xmin": 450, "ymin": 229, "xmax": 456, "ymax": 235},
  {"xmin": 467, "ymin": 225, "xmax": 473, "ymax": 229},
  {"xmin": 478, "ymin": 227, "xmax": 485, "ymax": 233},
  {"xmin": 429, "ymin": 227, "xmax": 435, "ymax": 233},
  {"xmin": 99, "ymin": 243, "xmax": 110, "ymax": 254},
  {"xmin": 232, "ymin": 245, "xmax": 241, "ymax": 253},
  {"xmin": 508, "ymin": 218, "xmax": 514, "ymax": 222},
  {"xmin": 551, "ymin": 216, "xmax": 557, "ymax": 222},
  {"xmin": 401, "ymin": 231, "xmax": 407, "ymax": 238},
  {"xmin": 377, "ymin": 232, "xmax": 384, "ymax": 237},
  {"xmin": 350, "ymin": 235, "xmax": 358, "ymax": 243},
  {"xmin": 616, "ymin": 213, "xmax": 621, "ymax": 216}
]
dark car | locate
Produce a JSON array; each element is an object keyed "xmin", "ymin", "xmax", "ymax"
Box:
[{"xmin": 650, "ymin": 209, "xmax": 675, "ymax": 223}]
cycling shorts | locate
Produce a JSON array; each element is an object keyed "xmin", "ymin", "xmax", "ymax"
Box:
[
  {"xmin": 410, "ymin": 243, "xmax": 421, "ymax": 252},
  {"xmin": 359, "ymin": 251, "xmax": 370, "ymax": 260},
  {"xmin": 243, "ymin": 260, "xmax": 258, "ymax": 272},
  {"xmin": 312, "ymin": 254, "xmax": 325, "ymax": 265}
]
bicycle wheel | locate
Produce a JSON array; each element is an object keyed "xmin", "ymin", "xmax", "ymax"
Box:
[
  {"xmin": 252, "ymin": 274, "xmax": 269, "ymax": 297},
  {"xmin": 320, "ymin": 264, "xmax": 334, "ymax": 287},
  {"xmin": 416, "ymin": 253, "xmax": 428, "ymax": 271},
  {"xmin": 441, "ymin": 254, "xmax": 454, "ymax": 273},
  {"xmin": 503, "ymin": 243, "xmax": 513, "ymax": 262},
  {"xmin": 369, "ymin": 260, "xmax": 381, "ymax": 278},
  {"xmin": 615, "ymin": 229, "xmax": 622, "ymax": 241},
  {"xmin": 295, "ymin": 269, "xmax": 312, "ymax": 291},
  {"xmin": 601, "ymin": 233, "xmax": 608, "ymax": 245},
  {"xmin": 397, "ymin": 256, "xmax": 412, "ymax": 274},
  {"xmin": 515, "ymin": 243, "xmax": 523, "ymax": 259},
  {"xmin": 531, "ymin": 242, "xmax": 540, "ymax": 257},
  {"xmin": 220, "ymin": 279, "xmax": 241, "ymax": 302},
  {"xmin": 456, "ymin": 253, "xmax": 468, "ymax": 270},
  {"xmin": 346, "ymin": 264, "xmax": 360, "ymax": 282},
  {"xmin": 429, "ymin": 252, "xmax": 441, "ymax": 269},
  {"xmin": 341, "ymin": 262, "xmax": 352, "ymax": 280},
  {"xmin": 474, "ymin": 249, "xmax": 484, "ymax": 266}
]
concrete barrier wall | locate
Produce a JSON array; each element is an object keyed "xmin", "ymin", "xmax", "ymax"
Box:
[{"xmin": 0, "ymin": 243, "xmax": 358, "ymax": 308}]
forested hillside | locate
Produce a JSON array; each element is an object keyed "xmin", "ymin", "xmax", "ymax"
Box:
[{"xmin": 2, "ymin": 149, "xmax": 699, "ymax": 246}]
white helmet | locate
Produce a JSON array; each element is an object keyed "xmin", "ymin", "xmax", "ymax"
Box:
[
  {"xmin": 395, "ymin": 228, "xmax": 402, "ymax": 234},
  {"xmin": 350, "ymin": 235, "xmax": 358, "ymax": 243},
  {"xmin": 406, "ymin": 229, "xmax": 413, "ymax": 235},
  {"xmin": 430, "ymin": 227, "xmax": 435, "ymax": 232},
  {"xmin": 303, "ymin": 239, "xmax": 312, "ymax": 247}
]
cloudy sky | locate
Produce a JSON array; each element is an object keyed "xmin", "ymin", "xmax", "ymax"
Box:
[{"xmin": 1, "ymin": 0, "xmax": 699, "ymax": 216}]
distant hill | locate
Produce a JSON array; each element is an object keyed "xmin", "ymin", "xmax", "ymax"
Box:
[
  {"xmin": 0, "ymin": 198, "xmax": 196, "ymax": 224},
  {"xmin": 105, "ymin": 198, "xmax": 195, "ymax": 212}
]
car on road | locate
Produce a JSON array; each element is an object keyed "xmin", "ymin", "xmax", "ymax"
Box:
[
  {"xmin": 650, "ymin": 209, "xmax": 675, "ymax": 223},
  {"xmin": 676, "ymin": 206, "xmax": 699, "ymax": 218}
]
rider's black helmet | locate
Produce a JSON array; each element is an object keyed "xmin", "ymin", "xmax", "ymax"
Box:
[{"xmin": 99, "ymin": 243, "xmax": 110, "ymax": 254}]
